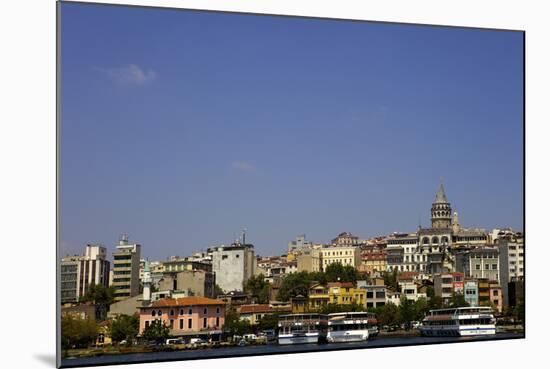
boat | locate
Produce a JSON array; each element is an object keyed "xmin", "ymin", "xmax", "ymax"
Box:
[
  {"xmin": 327, "ymin": 312, "xmax": 378, "ymax": 343},
  {"xmin": 420, "ymin": 307, "xmax": 496, "ymax": 337},
  {"xmin": 278, "ymin": 313, "xmax": 328, "ymax": 345}
]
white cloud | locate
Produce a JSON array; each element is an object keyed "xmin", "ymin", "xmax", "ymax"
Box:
[
  {"xmin": 231, "ymin": 161, "xmax": 254, "ymax": 171},
  {"xmin": 95, "ymin": 64, "xmax": 157, "ymax": 86}
]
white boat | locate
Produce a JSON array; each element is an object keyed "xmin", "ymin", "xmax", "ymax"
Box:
[
  {"xmin": 278, "ymin": 314, "xmax": 328, "ymax": 345},
  {"xmin": 420, "ymin": 307, "xmax": 496, "ymax": 337},
  {"xmin": 327, "ymin": 312, "xmax": 378, "ymax": 343}
]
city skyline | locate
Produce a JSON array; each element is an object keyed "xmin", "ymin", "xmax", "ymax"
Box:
[{"xmin": 60, "ymin": 3, "xmax": 523, "ymax": 260}]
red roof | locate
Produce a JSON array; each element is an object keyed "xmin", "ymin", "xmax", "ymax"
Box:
[
  {"xmin": 327, "ymin": 282, "xmax": 354, "ymax": 288},
  {"xmin": 149, "ymin": 296, "xmax": 224, "ymax": 307}
]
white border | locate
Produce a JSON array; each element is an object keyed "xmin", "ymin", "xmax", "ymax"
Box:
[{"xmin": 1, "ymin": 1, "xmax": 548, "ymax": 369}]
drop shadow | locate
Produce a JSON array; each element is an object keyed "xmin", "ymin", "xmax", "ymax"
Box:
[{"xmin": 34, "ymin": 353, "xmax": 57, "ymax": 367}]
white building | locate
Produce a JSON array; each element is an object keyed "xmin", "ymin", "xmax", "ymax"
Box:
[
  {"xmin": 60, "ymin": 244, "xmax": 110, "ymax": 304},
  {"xmin": 210, "ymin": 242, "xmax": 256, "ymax": 293},
  {"xmin": 112, "ymin": 234, "xmax": 141, "ymax": 302}
]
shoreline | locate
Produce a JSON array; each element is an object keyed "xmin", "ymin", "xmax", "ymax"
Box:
[{"xmin": 62, "ymin": 328, "xmax": 524, "ymax": 360}]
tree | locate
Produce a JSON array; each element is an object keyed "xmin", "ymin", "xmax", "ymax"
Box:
[
  {"xmin": 244, "ymin": 274, "xmax": 270, "ymax": 304},
  {"xmin": 377, "ymin": 302, "xmax": 400, "ymax": 327},
  {"xmin": 383, "ymin": 269, "xmax": 399, "ymax": 291},
  {"xmin": 61, "ymin": 315, "xmax": 98, "ymax": 349},
  {"xmin": 319, "ymin": 303, "xmax": 365, "ymax": 314},
  {"xmin": 324, "ymin": 263, "xmax": 358, "ymax": 283},
  {"xmin": 110, "ymin": 314, "xmax": 139, "ymax": 344},
  {"xmin": 142, "ymin": 319, "xmax": 170, "ymax": 344},
  {"xmin": 213, "ymin": 284, "xmax": 225, "ymax": 298},
  {"xmin": 398, "ymin": 297, "xmax": 415, "ymax": 329},
  {"xmin": 428, "ymin": 295, "xmax": 444, "ymax": 310},
  {"xmin": 449, "ymin": 293, "xmax": 469, "ymax": 308},
  {"xmin": 79, "ymin": 284, "xmax": 116, "ymax": 307},
  {"xmin": 277, "ymin": 272, "xmax": 314, "ymax": 301},
  {"xmin": 257, "ymin": 313, "xmax": 280, "ymax": 332},
  {"xmin": 413, "ymin": 297, "xmax": 429, "ymax": 322},
  {"xmin": 223, "ymin": 309, "xmax": 252, "ymax": 337}
]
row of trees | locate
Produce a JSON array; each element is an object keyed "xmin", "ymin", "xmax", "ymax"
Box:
[{"xmin": 61, "ymin": 313, "xmax": 162, "ymax": 349}]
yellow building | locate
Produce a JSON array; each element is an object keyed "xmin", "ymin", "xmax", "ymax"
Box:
[
  {"xmin": 321, "ymin": 246, "xmax": 361, "ymax": 270},
  {"xmin": 308, "ymin": 282, "xmax": 366, "ymax": 310}
]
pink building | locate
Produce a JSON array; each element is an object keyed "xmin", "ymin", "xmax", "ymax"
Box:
[{"xmin": 139, "ymin": 296, "xmax": 225, "ymax": 340}]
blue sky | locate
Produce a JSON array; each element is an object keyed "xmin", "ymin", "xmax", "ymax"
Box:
[{"xmin": 60, "ymin": 3, "xmax": 524, "ymax": 260}]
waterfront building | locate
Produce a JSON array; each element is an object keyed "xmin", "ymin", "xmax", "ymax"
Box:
[
  {"xmin": 361, "ymin": 284, "xmax": 387, "ymax": 309},
  {"xmin": 497, "ymin": 239, "xmax": 524, "ymax": 306},
  {"xmin": 489, "ymin": 281, "xmax": 503, "ymax": 313},
  {"xmin": 464, "ymin": 279, "xmax": 479, "ymax": 307},
  {"xmin": 296, "ymin": 248, "xmax": 322, "ymax": 273},
  {"xmin": 433, "ymin": 272, "xmax": 465, "ymax": 302},
  {"xmin": 320, "ymin": 245, "xmax": 361, "ymax": 270},
  {"xmin": 139, "ymin": 296, "xmax": 225, "ymax": 341},
  {"xmin": 308, "ymin": 282, "xmax": 366, "ymax": 310},
  {"xmin": 112, "ymin": 234, "xmax": 141, "ymax": 302},
  {"xmin": 61, "ymin": 244, "xmax": 110, "ymax": 304},
  {"xmin": 210, "ymin": 241, "xmax": 256, "ymax": 293},
  {"xmin": 158, "ymin": 269, "xmax": 215, "ymax": 298}
]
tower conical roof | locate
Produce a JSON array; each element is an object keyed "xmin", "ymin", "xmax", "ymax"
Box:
[{"xmin": 434, "ymin": 183, "xmax": 448, "ymax": 203}]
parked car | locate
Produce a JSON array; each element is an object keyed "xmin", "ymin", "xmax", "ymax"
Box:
[{"xmin": 166, "ymin": 338, "xmax": 184, "ymax": 345}]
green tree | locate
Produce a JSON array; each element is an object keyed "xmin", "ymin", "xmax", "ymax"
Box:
[
  {"xmin": 413, "ymin": 297, "xmax": 429, "ymax": 321},
  {"xmin": 142, "ymin": 319, "xmax": 170, "ymax": 344},
  {"xmin": 110, "ymin": 314, "xmax": 139, "ymax": 344},
  {"xmin": 324, "ymin": 263, "xmax": 358, "ymax": 283},
  {"xmin": 398, "ymin": 297, "xmax": 415, "ymax": 329},
  {"xmin": 61, "ymin": 315, "xmax": 99, "ymax": 349},
  {"xmin": 277, "ymin": 271, "xmax": 314, "ymax": 301},
  {"xmin": 213, "ymin": 284, "xmax": 225, "ymax": 297},
  {"xmin": 257, "ymin": 313, "xmax": 280, "ymax": 332},
  {"xmin": 79, "ymin": 284, "xmax": 116, "ymax": 307},
  {"xmin": 377, "ymin": 302, "xmax": 400, "ymax": 327},
  {"xmin": 449, "ymin": 293, "xmax": 469, "ymax": 308},
  {"xmin": 244, "ymin": 274, "xmax": 270, "ymax": 304},
  {"xmin": 383, "ymin": 269, "xmax": 399, "ymax": 291},
  {"xmin": 319, "ymin": 303, "xmax": 365, "ymax": 314},
  {"xmin": 428, "ymin": 295, "xmax": 444, "ymax": 310},
  {"xmin": 223, "ymin": 309, "xmax": 252, "ymax": 337}
]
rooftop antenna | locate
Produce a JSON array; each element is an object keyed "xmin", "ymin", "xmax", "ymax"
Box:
[{"xmin": 242, "ymin": 228, "xmax": 247, "ymax": 245}]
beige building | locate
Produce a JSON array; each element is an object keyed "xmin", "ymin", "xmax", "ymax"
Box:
[
  {"xmin": 296, "ymin": 248, "xmax": 322, "ymax": 273},
  {"xmin": 320, "ymin": 245, "xmax": 361, "ymax": 270},
  {"xmin": 158, "ymin": 270, "xmax": 215, "ymax": 298},
  {"xmin": 112, "ymin": 235, "xmax": 141, "ymax": 302}
]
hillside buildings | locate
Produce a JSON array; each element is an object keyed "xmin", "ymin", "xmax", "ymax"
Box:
[
  {"xmin": 210, "ymin": 241, "xmax": 256, "ymax": 293},
  {"xmin": 112, "ymin": 235, "xmax": 141, "ymax": 302},
  {"xmin": 60, "ymin": 244, "xmax": 110, "ymax": 304}
]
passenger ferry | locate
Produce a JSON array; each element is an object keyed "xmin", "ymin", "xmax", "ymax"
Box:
[
  {"xmin": 278, "ymin": 314, "xmax": 328, "ymax": 345},
  {"xmin": 327, "ymin": 312, "xmax": 378, "ymax": 343},
  {"xmin": 420, "ymin": 307, "xmax": 496, "ymax": 337}
]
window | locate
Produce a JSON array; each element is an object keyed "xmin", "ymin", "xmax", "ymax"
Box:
[
  {"xmin": 188, "ymin": 308, "xmax": 192, "ymax": 315},
  {"xmin": 170, "ymin": 309, "xmax": 174, "ymax": 316},
  {"xmin": 203, "ymin": 317, "xmax": 207, "ymax": 328},
  {"xmin": 216, "ymin": 317, "xmax": 220, "ymax": 327},
  {"xmin": 179, "ymin": 319, "xmax": 184, "ymax": 329},
  {"xmin": 180, "ymin": 309, "xmax": 184, "ymax": 315},
  {"xmin": 152, "ymin": 310, "xmax": 156, "ymax": 317},
  {"xmin": 188, "ymin": 318, "xmax": 192, "ymax": 329},
  {"xmin": 203, "ymin": 307, "xmax": 208, "ymax": 315},
  {"xmin": 145, "ymin": 321, "xmax": 150, "ymax": 329},
  {"xmin": 169, "ymin": 319, "xmax": 174, "ymax": 329},
  {"xmin": 216, "ymin": 307, "xmax": 220, "ymax": 314},
  {"xmin": 236, "ymin": 254, "xmax": 240, "ymax": 258},
  {"xmin": 476, "ymin": 265, "xmax": 481, "ymax": 270},
  {"xmin": 222, "ymin": 255, "xmax": 228, "ymax": 260},
  {"xmin": 158, "ymin": 310, "xmax": 162, "ymax": 316}
]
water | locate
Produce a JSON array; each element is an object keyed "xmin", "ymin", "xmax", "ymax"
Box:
[{"xmin": 61, "ymin": 333, "xmax": 523, "ymax": 368}]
